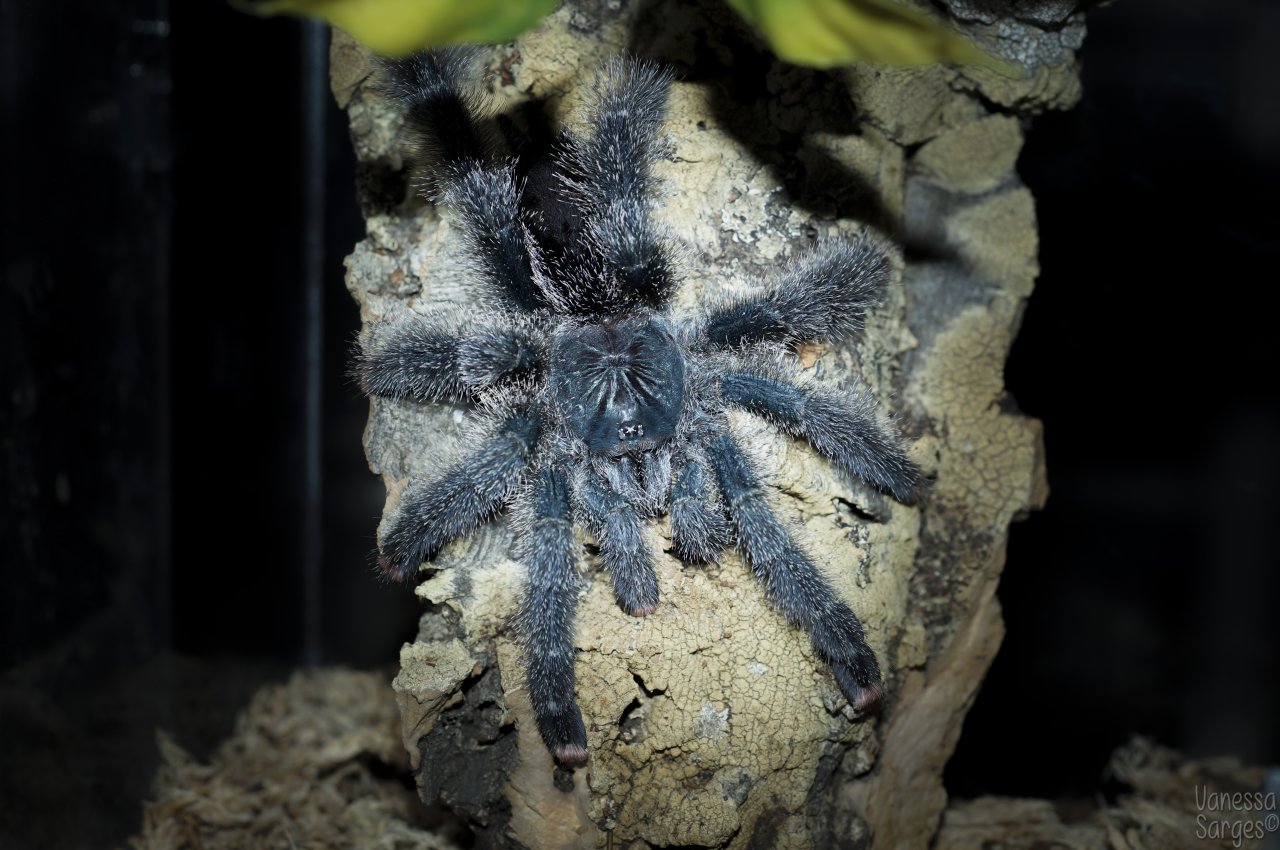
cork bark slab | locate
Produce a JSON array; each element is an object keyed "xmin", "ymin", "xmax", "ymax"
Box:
[{"xmin": 335, "ymin": 1, "xmax": 1080, "ymax": 846}]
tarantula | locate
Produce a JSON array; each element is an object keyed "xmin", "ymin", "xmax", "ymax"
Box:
[{"xmin": 357, "ymin": 49, "xmax": 922, "ymax": 767}]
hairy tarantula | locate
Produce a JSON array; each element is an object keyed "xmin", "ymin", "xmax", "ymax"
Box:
[{"xmin": 357, "ymin": 49, "xmax": 922, "ymax": 767}]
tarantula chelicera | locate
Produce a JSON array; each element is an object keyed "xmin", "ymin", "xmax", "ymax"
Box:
[{"xmin": 357, "ymin": 50, "xmax": 922, "ymax": 767}]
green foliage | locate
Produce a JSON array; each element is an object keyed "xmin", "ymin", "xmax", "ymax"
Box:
[
  {"xmin": 238, "ymin": 0, "xmax": 1012, "ymax": 73},
  {"xmin": 725, "ymin": 0, "xmax": 1012, "ymax": 71},
  {"xmin": 235, "ymin": 0, "xmax": 558, "ymax": 56}
]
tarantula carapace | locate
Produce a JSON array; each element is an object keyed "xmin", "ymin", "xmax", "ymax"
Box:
[{"xmin": 357, "ymin": 49, "xmax": 923, "ymax": 766}]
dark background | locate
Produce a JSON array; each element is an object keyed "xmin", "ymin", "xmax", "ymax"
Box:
[
  {"xmin": 948, "ymin": 0, "xmax": 1280, "ymax": 798},
  {"xmin": 1, "ymin": 0, "xmax": 1276, "ymax": 846}
]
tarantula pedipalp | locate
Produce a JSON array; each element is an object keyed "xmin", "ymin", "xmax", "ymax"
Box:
[{"xmin": 357, "ymin": 49, "xmax": 923, "ymax": 767}]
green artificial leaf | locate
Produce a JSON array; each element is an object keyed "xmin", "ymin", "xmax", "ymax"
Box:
[
  {"xmin": 725, "ymin": 0, "xmax": 1013, "ymax": 72},
  {"xmin": 236, "ymin": 0, "xmax": 558, "ymax": 56}
]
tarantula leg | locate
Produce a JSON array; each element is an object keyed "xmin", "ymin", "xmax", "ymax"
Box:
[
  {"xmin": 378, "ymin": 410, "xmax": 540, "ymax": 581},
  {"xmin": 670, "ymin": 450, "xmax": 730, "ymax": 564},
  {"xmin": 380, "ymin": 48, "xmax": 488, "ymax": 168},
  {"xmin": 698, "ymin": 235, "xmax": 892, "ymax": 349},
  {"xmin": 578, "ymin": 470, "xmax": 660, "ymax": 617},
  {"xmin": 444, "ymin": 166, "xmax": 553, "ymax": 312},
  {"xmin": 559, "ymin": 58, "xmax": 676, "ymax": 309},
  {"xmin": 719, "ymin": 371, "xmax": 922, "ymax": 504},
  {"xmin": 519, "ymin": 466, "xmax": 589, "ymax": 766},
  {"xmin": 381, "ymin": 50, "xmax": 551, "ymax": 312},
  {"xmin": 639, "ymin": 447, "xmax": 673, "ymax": 517},
  {"xmin": 705, "ymin": 432, "xmax": 883, "ymax": 708},
  {"xmin": 356, "ymin": 316, "xmax": 540, "ymax": 402}
]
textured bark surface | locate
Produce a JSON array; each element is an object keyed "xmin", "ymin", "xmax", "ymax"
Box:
[{"xmin": 335, "ymin": 2, "xmax": 1079, "ymax": 847}]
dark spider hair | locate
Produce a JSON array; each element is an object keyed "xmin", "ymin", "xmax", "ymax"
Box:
[{"xmin": 356, "ymin": 48, "xmax": 923, "ymax": 767}]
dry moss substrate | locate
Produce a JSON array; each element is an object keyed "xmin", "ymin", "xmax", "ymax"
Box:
[
  {"xmin": 124, "ymin": 677, "xmax": 1276, "ymax": 850},
  {"xmin": 937, "ymin": 737, "xmax": 1277, "ymax": 850},
  {"xmin": 335, "ymin": 0, "xmax": 1087, "ymax": 846},
  {"xmin": 126, "ymin": 669, "xmax": 454, "ymax": 850}
]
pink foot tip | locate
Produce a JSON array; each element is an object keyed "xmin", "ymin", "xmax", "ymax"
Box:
[
  {"xmin": 853, "ymin": 682, "xmax": 884, "ymax": 712},
  {"xmin": 554, "ymin": 743, "xmax": 589, "ymax": 767}
]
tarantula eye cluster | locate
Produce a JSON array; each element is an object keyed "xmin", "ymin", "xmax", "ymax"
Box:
[{"xmin": 356, "ymin": 49, "xmax": 923, "ymax": 767}]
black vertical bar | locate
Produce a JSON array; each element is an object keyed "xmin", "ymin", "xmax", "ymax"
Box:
[
  {"xmin": 301, "ymin": 19, "xmax": 327, "ymax": 666},
  {"xmin": 116, "ymin": 0, "xmax": 173, "ymax": 665},
  {"xmin": 126, "ymin": 0, "xmax": 174, "ymax": 658}
]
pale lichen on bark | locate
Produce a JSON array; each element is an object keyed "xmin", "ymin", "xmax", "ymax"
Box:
[{"xmin": 335, "ymin": 1, "xmax": 1081, "ymax": 846}]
